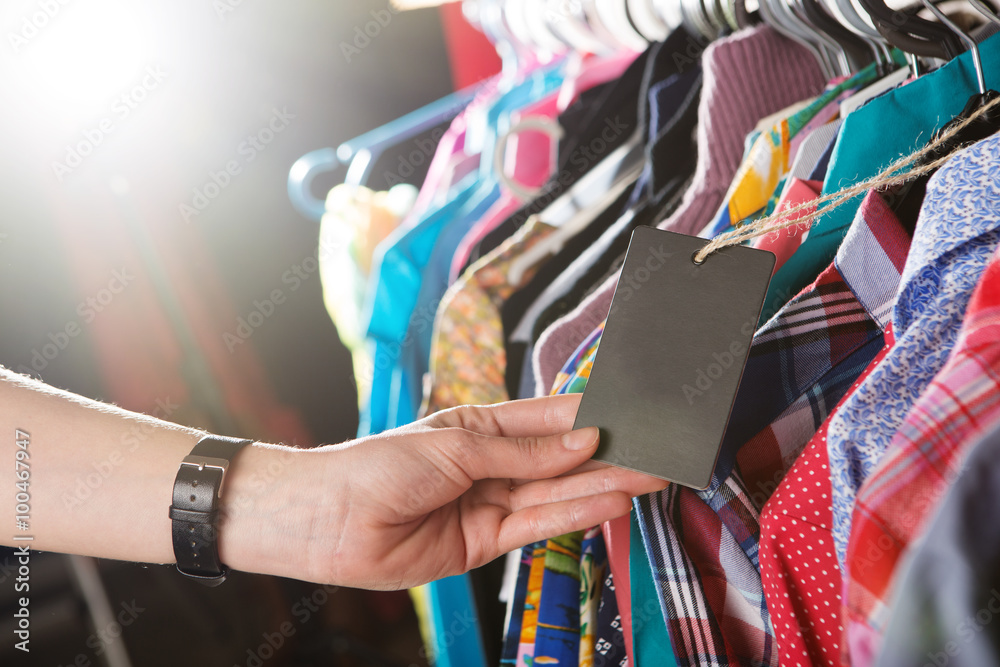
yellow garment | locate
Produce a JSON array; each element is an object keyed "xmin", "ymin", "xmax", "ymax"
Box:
[
  {"xmin": 579, "ymin": 526, "xmax": 606, "ymax": 667},
  {"xmin": 753, "ymin": 96, "xmax": 816, "ymax": 133},
  {"xmin": 319, "ymin": 183, "xmax": 417, "ymax": 407},
  {"xmin": 707, "ymin": 61, "xmax": 888, "ymax": 238}
]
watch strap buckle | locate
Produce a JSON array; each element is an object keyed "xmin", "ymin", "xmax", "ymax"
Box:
[{"xmin": 169, "ymin": 435, "xmax": 251, "ymax": 587}]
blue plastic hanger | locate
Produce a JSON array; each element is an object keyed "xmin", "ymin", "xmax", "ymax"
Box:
[{"xmin": 287, "ymin": 84, "xmax": 483, "ymax": 222}]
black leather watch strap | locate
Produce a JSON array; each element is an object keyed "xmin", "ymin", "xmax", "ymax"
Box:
[{"xmin": 169, "ymin": 435, "xmax": 251, "ymax": 586}]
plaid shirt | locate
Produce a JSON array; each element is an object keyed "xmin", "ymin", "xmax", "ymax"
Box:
[
  {"xmin": 827, "ymin": 134, "xmax": 1000, "ymax": 575},
  {"xmin": 759, "ymin": 333, "xmax": 895, "ymax": 667},
  {"xmin": 844, "ymin": 204, "xmax": 1000, "ymax": 661},
  {"xmin": 700, "ymin": 60, "xmax": 888, "ymax": 240},
  {"xmin": 633, "ymin": 187, "xmax": 910, "ymax": 666}
]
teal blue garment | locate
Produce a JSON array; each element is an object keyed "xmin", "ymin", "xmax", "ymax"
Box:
[
  {"xmin": 360, "ymin": 62, "xmax": 565, "ymax": 438},
  {"xmin": 358, "ymin": 63, "xmax": 566, "ymax": 667},
  {"xmin": 763, "ymin": 34, "xmax": 1000, "ymax": 322},
  {"xmin": 631, "ymin": 510, "xmax": 677, "ymax": 667},
  {"xmin": 386, "ymin": 186, "xmax": 498, "ymax": 428},
  {"xmin": 426, "ymin": 574, "xmax": 488, "ymax": 667},
  {"xmin": 360, "ymin": 181, "xmax": 480, "ymax": 436},
  {"xmin": 405, "ymin": 190, "xmax": 493, "ymax": 667},
  {"xmin": 382, "ymin": 63, "xmax": 567, "ymax": 431},
  {"xmin": 414, "ymin": 65, "xmax": 565, "ymax": 667}
]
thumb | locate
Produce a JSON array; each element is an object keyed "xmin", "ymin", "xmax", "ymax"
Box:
[{"xmin": 437, "ymin": 426, "xmax": 600, "ymax": 482}]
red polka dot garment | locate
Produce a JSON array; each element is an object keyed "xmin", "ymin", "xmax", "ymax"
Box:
[{"xmin": 759, "ymin": 330, "xmax": 894, "ymax": 666}]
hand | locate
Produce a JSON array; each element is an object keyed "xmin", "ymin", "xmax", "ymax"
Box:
[
  {"xmin": 0, "ymin": 368, "xmax": 664, "ymax": 587},
  {"xmin": 224, "ymin": 394, "xmax": 667, "ymax": 590}
]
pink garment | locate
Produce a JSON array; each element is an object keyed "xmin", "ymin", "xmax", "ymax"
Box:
[
  {"xmin": 449, "ymin": 53, "xmax": 639, "ymax": 283},
  {"xmin": 752, "ymin": 177, "xmax": 822, "ymax": 274},
  {"xmin": 438, "ymin": 2, "xmax": 502, "ymax": 90},
  {"xmin": 449, "ymin": 94, "xmax": 561, "ymax": 282},
  {"xmin": 533, "ymin": 26, "xmax": 827, "ymax": 393},
  {"xmin": 505, "ymin": 95, "xmax": 562, "ymax": 189},
  {"xmin": 409, "ymin": 75, "xmax": 510, "ymax": 217},
  {"xmin": 410, "ymin": 113, "xmax": 469, "ymax": 220},
  {"xmin": 602, "ymin": 515, "xmax": 635, "ymax": 664}
]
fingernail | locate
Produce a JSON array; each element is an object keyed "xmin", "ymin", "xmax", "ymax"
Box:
[{"xmin": 563, "ymin": 427, "xmax": 599, "ymax": 450}]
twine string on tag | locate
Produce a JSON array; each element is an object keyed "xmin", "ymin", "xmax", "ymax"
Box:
[{"xmin": 693, "ymin": 93, "xmax": 1000, "ymax": 264}]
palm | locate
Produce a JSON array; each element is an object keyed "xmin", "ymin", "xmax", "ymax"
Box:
[
  {"xmin": 305, "ymin": 396, "xmax": 666, "ymax": 590},
  {"xmin": 329, "ymin": 439, "xmax": 520, "ymax": 589}
]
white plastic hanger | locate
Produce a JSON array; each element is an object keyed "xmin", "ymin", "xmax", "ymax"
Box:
[
  {"xmin": 519, "ymin": 0, "xmax": 572, "ymax": 55},
  {"xmin": 653, "ymin": 0, "xmax": 687, "ymax": 33},
  {"xmin": 541, "ymin": 0, "xmax": 615, "ymax": 54},
  {"xmin": 493, "ymin": 116, "xmax": 566, "ymax": 202},
  {"xmin": 839, "ymin": 64, "xmax": 909, "ymax": 116},
  {"xmin": 506, "ymin": 135, "xmax": 645, "ymax": 284},
  {"xmin": 502, "ymin": 0, "xmax": 537, "ymax": 52},
  {"xmin": 596, "ymin": 0, "xmax": 651, "ymax": 50},
  {"xmin": 581, "ymin": 0, "xmax": 633, "ymax": 50},
  {"xmin": 505, "ymin": 0, "xmax": 568, "ymax": 60},
  {"xmin": 629, "ymin": 0, "xmax": 673, "ymax": 39}
]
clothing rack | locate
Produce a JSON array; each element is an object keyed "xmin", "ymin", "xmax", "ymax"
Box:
[{"xmin": 291, "ymin": 1, "xmax": 1000, "ymax": 665}]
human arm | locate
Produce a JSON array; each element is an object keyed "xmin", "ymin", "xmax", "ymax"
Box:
[{"xmin": 0, "ymin": 367, "xmax": 666, "ymax": 589}]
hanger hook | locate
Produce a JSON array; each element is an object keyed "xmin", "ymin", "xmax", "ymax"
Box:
[
  {"xmin": 918, "ymin": 0, "xmax": 986, "ymax": 95},
  {"xmin": 967, "ymin": 0, "xmax": 1000, "ymax": 27}
]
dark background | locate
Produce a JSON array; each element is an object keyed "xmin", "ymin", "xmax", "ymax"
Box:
[
  {"xmin": 0, "ymin": 0, "xmax": 476, "ymax": 664},
  {"xmin": 0, "ymin": 0, "xmax": 456, "ymax": 443}
]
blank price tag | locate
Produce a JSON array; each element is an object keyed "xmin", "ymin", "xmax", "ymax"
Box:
[{"xmin": 574, "ymin": 227, "xmax": 774, "ymax": 490}]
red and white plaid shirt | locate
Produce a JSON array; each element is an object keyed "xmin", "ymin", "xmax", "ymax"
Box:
[{"xmin": 844, "ymin": 245, "xmax": 1000, "ymax": 663}]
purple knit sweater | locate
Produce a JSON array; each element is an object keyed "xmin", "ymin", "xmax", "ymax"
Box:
[{"xmin": 533, "ymin": 25, "xmax": 826, "ymax": 394}]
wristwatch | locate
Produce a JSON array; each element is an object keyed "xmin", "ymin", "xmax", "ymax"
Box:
[{"xmin": 169, "ymin": 435, "xmax": 252, "ymax": 586}]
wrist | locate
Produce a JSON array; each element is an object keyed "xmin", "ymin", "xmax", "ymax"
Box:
[
  {"xmin": 213, "ymin": 443, "xmax": 284, "ymax": 578},
  {"xmin": 215, "ymin": 443, "xmax": 349, "ymax": 583}
]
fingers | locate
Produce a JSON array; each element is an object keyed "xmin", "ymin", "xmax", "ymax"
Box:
[
  {"xmin": 431, "ymin": 394, "xmax": 583, "ymax": 438},
  {"xmin": 495, "ymin": 492, "xmax": 633, "ymax": 556},
  {"xmin": 435, "ymin": 426, "xmax": 600, "ymax": 482},
  {"xmin": 508, "ymin": 466, "xmax": 668, "ymax": 512}
]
